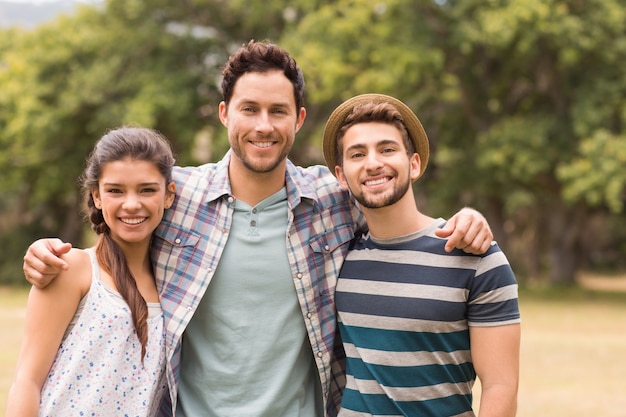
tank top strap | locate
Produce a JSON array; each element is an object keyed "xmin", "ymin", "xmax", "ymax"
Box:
[{"xmin": 84, "ymin": 247, "xmax": 102, "ymax": 284}]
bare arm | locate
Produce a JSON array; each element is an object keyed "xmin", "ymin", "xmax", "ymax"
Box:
[
  {"xmin": 470, "ymin": 324, "xmax": 521, "ymax": 417},
  {"xmin": 23, "ymin": 238, "xmax": 72, "ymax": 289},
  {"xmin": 435, "ymin": 207, "xmax": 493, "ymax": 254},
  {"xmin": 6, "ymin": 249, "xmax": 89, "ymax": 416}
]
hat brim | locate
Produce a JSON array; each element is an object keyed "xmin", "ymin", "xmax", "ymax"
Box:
[{"xmin": 322, "ymin": 93, "xmax": 429, "ymax": 179}]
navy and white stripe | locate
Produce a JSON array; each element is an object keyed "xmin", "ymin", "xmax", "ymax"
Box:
[{"xmin": 336, "ymin": 219, "xmax": 520, "ymax": 417}]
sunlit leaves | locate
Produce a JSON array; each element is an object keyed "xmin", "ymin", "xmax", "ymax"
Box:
[
  {"xmin": 558, "ymin": 131, "xmax": 626, "ymax": 213},
  {"xmin": 283, "ymin": 0, "xmax": 443, "ymax": 103}
]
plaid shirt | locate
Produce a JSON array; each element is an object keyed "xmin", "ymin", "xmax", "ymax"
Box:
[{"xmin": 151, "ymin": 151, "xmax": 362, "ymax": 416}]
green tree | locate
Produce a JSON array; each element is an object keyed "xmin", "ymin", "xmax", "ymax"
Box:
[
  {"xmin": 0, "ymin": 0, "xmax": 317, "ymax": 284},
  {"xmin": 284, "ymin": 0, "xmax": 626, "ymax": 284},
  {"xmin": 2, "ymin": 0, "xmax": 624, "ymax": 286},
  {"xmin": 0, "ymin": 2, "xmax": 214, "ymax": 283}
]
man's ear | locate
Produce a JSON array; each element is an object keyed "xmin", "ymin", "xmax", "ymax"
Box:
[
  {"xmin": 295, "ymin": 107, "xmax": 307, "ymax": 132},
  {"xmin": 218, "ymin": 101, "xmax": 228, "ymax": 127},
  {"xmin": 334, "ymin": 165, "xmax": 350, "ymax": 190},
  {"xmin": 410, "ymin": 153, "xmax": 421, "ymax": 182}
]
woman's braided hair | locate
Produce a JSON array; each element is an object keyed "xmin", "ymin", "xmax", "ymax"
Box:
[{"xmin": 80, "ymin": 126, "xmax": 175, "ymax": 361}]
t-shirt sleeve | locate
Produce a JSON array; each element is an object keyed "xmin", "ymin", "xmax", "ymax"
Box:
[{"xmin": 467, "ymin": 244, "xmax": 521, "ymax": 326}]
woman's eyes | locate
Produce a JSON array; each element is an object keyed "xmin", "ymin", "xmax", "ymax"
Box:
[{"xmin": 105, "ymin": 188, "xmax": 157, "ymax": 194}]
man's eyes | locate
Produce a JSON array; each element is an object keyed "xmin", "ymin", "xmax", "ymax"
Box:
[
  {"xmin": 349, "ymin": 148, "xmax": 397, "ymax": 159},
  {"xmin": 241, "ymin": 107, "xmax": 287, "ymax": 114}
]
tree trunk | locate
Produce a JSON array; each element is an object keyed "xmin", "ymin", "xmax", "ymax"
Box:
[{"xmin": 547, "ymin": 204, "xmax": 588, "ymax": 285}]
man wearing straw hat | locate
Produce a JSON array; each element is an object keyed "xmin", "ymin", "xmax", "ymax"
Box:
[{"xmin": 323, "ymin": 94, "xmax": 521, "ymax": 417}]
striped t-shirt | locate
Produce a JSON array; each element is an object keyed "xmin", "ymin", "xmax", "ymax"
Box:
[{"xmin": 335, "ymin": 219, "xmax": 520, "ymax": 417}]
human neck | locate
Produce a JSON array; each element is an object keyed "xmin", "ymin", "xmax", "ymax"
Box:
[
  {"xmin": 228, "ymin": 161, "xmax": 287, "ymax": 206},
  {"xmin": 117, "ymin": 241, "xmax": 152, "ymax": 274},
  {"xmin": 362, "ymin": 195, "xmax": 435, "ymax": 239}
]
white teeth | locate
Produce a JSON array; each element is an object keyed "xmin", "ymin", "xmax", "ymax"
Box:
[
  {"xmin": 121, "ymin": 218, "xmax": 147, "ymax": 225},
  {"xmin": 253, "ymin": 141, "xmax": 273, "ymax": 148},
  {"xmin": 365, "ymin": 178, "xmax": 389, "ymax": 186}
]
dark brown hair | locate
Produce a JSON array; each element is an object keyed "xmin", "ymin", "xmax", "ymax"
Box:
[
  {"xmin": 81, "ymin": 126, "xmax": 175, "ymax": 360},
  {"xmin": 335, "ymin": 102, "xmax": 415, "ymax": 167},
  {"xmin": 221, "ymin": 40, "xmax": 305, "ymax": 112}
]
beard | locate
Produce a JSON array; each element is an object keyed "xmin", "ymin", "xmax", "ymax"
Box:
[
  {"xmin": 230, "ymin": 135, "xmax": 293, "ymax": 174},
  {"xmin": 350, "ymin": 176, "xmax": 411, "ymax": 209},
  {"xmin": 239, "ymin": 151, "xmax": 288, "ymax": 174}
]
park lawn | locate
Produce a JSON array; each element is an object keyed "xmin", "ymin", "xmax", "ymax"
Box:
[
  {"xmin": 515, "ymin": 287, "xmax": 626, "ymax": 417},
  {"xmin": 474, "ymin": 285, "xmax": 626, "ymax": 417},
  {"xmin": 1, "ymin": 283, "xmax": 626, "ymax": 415},
  {"xmin": 0, "ymin": 286, "xmax": 29, "ymax": 413}
]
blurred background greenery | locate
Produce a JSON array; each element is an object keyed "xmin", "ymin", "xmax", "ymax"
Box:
[{"xmin": 0, "ymin": 0, "xmax": 625, "ymax": 287}]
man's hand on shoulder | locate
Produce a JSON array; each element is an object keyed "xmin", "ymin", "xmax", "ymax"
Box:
[
  {"xmin": 435, "ymin": 207, "xmax": 493, "ymax": 254},
  {"xmin": 23, "ymin": 238, "xmax": 72, "ymax": 289}
]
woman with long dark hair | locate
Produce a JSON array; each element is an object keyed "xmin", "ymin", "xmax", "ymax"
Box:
[{"xmin": 6, "ymin": 127, "xmax": 176, "ymax": 416}]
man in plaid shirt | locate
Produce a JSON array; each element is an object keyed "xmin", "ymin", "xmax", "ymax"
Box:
[{"xmin": 23, "ymin": 41, "xmax": 494, "ymax": 417}]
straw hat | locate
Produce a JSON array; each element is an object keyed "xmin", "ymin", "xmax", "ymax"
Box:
[{"xmin": 322, "ymin": 93, "xmax": 429, "ymax": 179}]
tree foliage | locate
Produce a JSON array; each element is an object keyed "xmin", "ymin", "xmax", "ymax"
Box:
[
  {"xmin": 0, "ymin": 0, "xmax": 624, "ymax": 285},
  {"xmin": 0, "ymin": 1, "xmax": 214, "ymax": 283},
  {"xmin": 284, "ymin": 0, "xmax": 626, "ymax": 283}
]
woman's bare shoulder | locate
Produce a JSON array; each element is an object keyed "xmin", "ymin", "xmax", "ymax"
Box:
[{"xmin": 56, "ymin": 248, "xmax": 93, "ymax": 296}]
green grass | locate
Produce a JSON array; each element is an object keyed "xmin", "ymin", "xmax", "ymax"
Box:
[
  {"xmin": 478, "ymin": 286, "xmax": 626, "ymax": 417},
  {"xmin": 0, "ymin": 286, "xmax": 29, "ymax": 413},
  {"xmin": 1, "ymin": 285, "xmax": 626, "ymax": 415}
]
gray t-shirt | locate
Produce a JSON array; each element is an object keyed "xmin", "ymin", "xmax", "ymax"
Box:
[{"xmin": 177, "ymin": 188, "xmax": 321, "ymax": 416}]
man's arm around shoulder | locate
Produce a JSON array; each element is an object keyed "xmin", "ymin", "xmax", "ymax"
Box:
[{"xmin": 23, "ymin": 238, "xmax": 72, "ymax": 289}]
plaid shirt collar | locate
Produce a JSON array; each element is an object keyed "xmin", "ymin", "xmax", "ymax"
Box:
[{"xmin": 206, "ymin": 150, "xmax": 320, "ymax": 209}]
